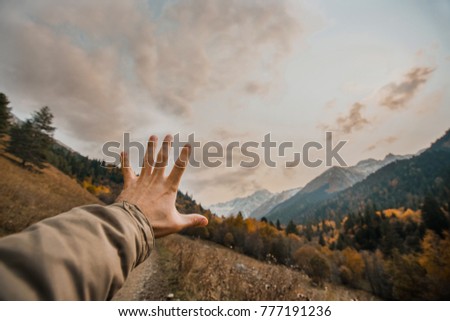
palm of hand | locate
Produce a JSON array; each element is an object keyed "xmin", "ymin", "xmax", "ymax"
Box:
[{"xmin": 116, "ymin": 135, "xmax": 207, "ymax": 238}]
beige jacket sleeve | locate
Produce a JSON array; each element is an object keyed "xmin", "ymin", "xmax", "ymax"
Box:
[{"xmin": 0, "ymin": 202, "xmax": 154, "ymax": 300}]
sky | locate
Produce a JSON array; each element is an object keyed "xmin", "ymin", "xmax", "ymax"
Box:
[{"xmin": 0, "ymin": 0, "xmax": 449, "ymax": 205}]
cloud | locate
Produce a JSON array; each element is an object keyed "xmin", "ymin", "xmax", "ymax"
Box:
[
  {"xmin": 213, "ymin": 128, "xmax": 250, "ymax": 141},
  {"xmin": 0, "ymin": 0, "xmax": 142, "ymax": 142},
  {"xmin": 244, "ymin": 82, "xmax": 270, "ymax": 95},
  {"xmin": 135, "ymin": 0, "xmax": 301, "ymax": 113},
  {"xmin": 366, "ymin": 136, "xmax": 398, "ymax": 151},
  {"xmin": 0, "ymin": 0, "xmax": 302, "ymax": 145},
  {"xmin": 186, "ymin": 166, "xmax": 264, "ymax": 204},
  {"xmin": 335, "ymin": 102, "xmax": 370, "ymax": 134},
  {"xmin": 378, "ymin": 67, "xmax": 435, "ymax": 110}
]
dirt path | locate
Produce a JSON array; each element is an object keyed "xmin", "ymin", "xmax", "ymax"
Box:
[
  {"xmin": 113, "ymin": 248, "xmax": 171, "ymax": 301},
  {"xmin": 113, "ymin": 235, "xmax": 378, "ymax": 301}
]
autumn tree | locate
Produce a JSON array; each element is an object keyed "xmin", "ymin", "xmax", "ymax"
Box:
[
  {"xmin": 243, "ymin": 232, "xmax": 264, "ymax": 260},
  {"xmin": 294, "ymin": 245, "xmax": 330, "ymax": 286},
  {"xmin": 419, "ymin": 231, "xmax": 450, "ymax": 299},
  {"xmin": 223, "ymin": 232, "xmax": 234, "ymax": 248},
  {"xmin": 362, "ymin": 250, "xmax": 393, "ymax": 299},
  {"xmin": 339, "ymin": 248, "xmax": 365, "ymax": 287},
  {"xmin": 338, "ymin": 265, "xmax": 352, "ymax": 285},
  {"xmin": 389, "ymin": 251, "xmax": 427, "ymax": 300},
  {"xmin": 270, "ymin": 235, "xmax": 289, "ymax": 264},
  {"xmin": 309, "ymin": 255, "xmax": 331, "ymax": 286}
]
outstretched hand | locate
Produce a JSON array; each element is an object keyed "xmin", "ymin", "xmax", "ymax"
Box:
[{"xmin": 116, "ymin": 134, "xmax": 208, "ymax": 238}]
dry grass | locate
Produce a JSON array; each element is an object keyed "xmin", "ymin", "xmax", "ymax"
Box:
[
  {"xmin": 157, "ymin": 234, "xmax": 378, "ymax": 301},
  {"xmin": 0, "ymin": 151, "xmax": 102, "ymax": 236}
]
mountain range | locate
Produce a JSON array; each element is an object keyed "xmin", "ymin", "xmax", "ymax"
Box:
[
  {"xmin": 250, "ymin": 187, "xmax": 302, "ymax": 220},
  {"xmin": 266, "ymin": 153, "xmax": 412, "ymax": 223},
  {"xmin": 209, "ymin": 152, "xmax": 411, "ymax": 221},
  {"xmin": 267, "ymin": 129, "xmax": 450, "ymax": 224},
  {"xmin": 208, "ymin": 189, "xmax": 274, "ymax": 218}
]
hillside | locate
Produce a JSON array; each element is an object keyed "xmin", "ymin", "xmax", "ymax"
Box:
[
  {"xmin": 267, "ymin": 132, "xmax": 448, "ymax": 224},
  {"xmin": 264, "ymin": 154, "xmax": 409, "ymax": 224},
  {"xmin": 305, "ymin": 129, "xmax": 450, "ymax": 224},
  {"xmin": 47, "ymin": 140, "xmax": 123, "ymax": 204},
  {"xmin": 0, "ymin": 151, "xmax": 102, "ymax": 236},
  {"xmin": 115, "ymin": 234, "xmax": 377, "ymax": 301}
]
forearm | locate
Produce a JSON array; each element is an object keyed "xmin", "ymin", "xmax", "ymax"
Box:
[{"xmin": 0, "ymin": 202, "xmax": 154, "ymax": 300}]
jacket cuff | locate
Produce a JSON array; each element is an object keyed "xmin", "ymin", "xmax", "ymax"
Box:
[{"xmin": 112, "ymin": 201, "xmax": 155, "ymax": 265}]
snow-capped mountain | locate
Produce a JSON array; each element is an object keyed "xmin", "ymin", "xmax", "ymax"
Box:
[
  {"xmin": 208, "ymin": 189, "xmax": 274, "ymax": 218},
  {"xmin": 249, "ymin": 187, "xmax": 302, "ymax": 220},
  {"xmin": 208, "ymin": 154, "xmax": 411, "ymax": 220},
  {"xmin": 266, "ymin": 153, "xmax": 412, "ymax": 223}
]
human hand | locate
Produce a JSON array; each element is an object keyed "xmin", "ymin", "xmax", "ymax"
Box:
[{"xmin": 116, "ymin": 134, "xmax": 208, "ymax": 238}]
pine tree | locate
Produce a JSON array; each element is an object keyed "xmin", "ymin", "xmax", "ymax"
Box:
[
  {"xmin": 305, "ymin": 224, "xmax": 313, "ymax": 241},
  {"xmin": 276, "ymin": 219, "xmax": 282, "ymax": 230},
  {"xmin": 7, "ymin": 106, "xmax": 55, "ymax": 168},
  {"xmin": 422, "ymin": 196, "xmax": 449, "ymax": 237},
  {"xmin": 7, "ymin": 120, "xmax": 40, "ymax": 166},
  {"xmin": 32, "ymin": 106, "xmax": 55, "ymax": 161},
  {"xmin": 336, "ymin": 233, "xmax": 347, "ymax": 250},
  {"xmin": 32, "ymin": 106, "xmax": 55, "ymax": 134},
  {"xmin": 0, "ymin": 92, "xmax": 12, "ymax": 136},
  {"xmin": 285, "ymin": 220, "xmax": 298, "ymax": 235},
  {"xmin": 319, "ymin": 233, "xmax": 326, "ymax": 246}
]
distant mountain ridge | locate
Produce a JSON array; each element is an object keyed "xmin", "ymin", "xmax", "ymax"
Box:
[
  {"xmin": 266, "ymin": 153, "xmax": 412, "ymax": 223},
  {"xmin": 208, "ymin": 153, "xmax": 411, "ymax": 220},
  {"xmin": 208, "ymin": 189, "xmax": 274, "ymax": 217},
  {"xmin": 267, "ymin": 129, "xmax": 450, "ymax": 224},
  {"xmin": 301, "ymin": 153, "xmax": 412, "ymax": 194},
  {"xmin": 249, "ymin": 187, "xmax": 301, "ymax": 220}
]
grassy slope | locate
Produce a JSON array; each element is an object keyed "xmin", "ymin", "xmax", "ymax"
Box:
[
  {"xmin": 156, "ymin": 234, "xmax": 377, "ymax": 301},
  {"xmin": 0, "ymin": 152, "xmax": 102, "ymax": 236}
]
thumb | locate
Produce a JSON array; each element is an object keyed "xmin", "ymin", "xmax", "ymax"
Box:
[{"xmin": 179, "ymin": 213, "xmax": 208, "ymax": 229}]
